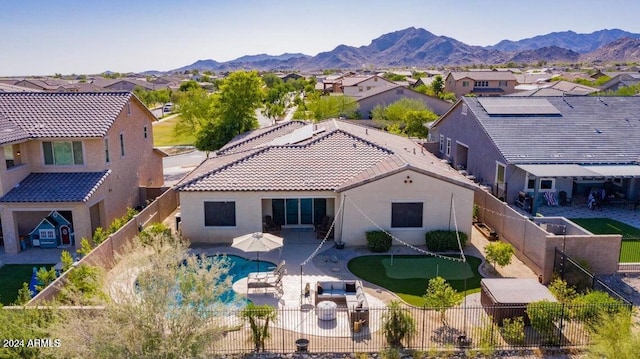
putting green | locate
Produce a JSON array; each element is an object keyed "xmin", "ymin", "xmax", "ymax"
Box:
[{"xmin": 381, "ymin": 256, "xmax": 473, "ymax": 280}]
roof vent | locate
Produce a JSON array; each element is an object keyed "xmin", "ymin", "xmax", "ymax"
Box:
[{"xmin": 594, "ymin": 128, "xmax": 602, "ymax": 134}]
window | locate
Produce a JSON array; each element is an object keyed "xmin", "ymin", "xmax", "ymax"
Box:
[
  {"xmin": 43, "ymin": 141, "xmax": 83, "ymax": 165},
  {"xmin": 439, "ymin": 135, "xmax": 445, "ymax": 153},
  {"xmin": 540, "ymin": 179, "xmax": 554, "ymax": 190},
  {"xmin": 4, "ymin": 145, "xmax": 20, "ymax": 169},
  {"xmin": 525, "ymin": 176, "xmax": 555, "ymax": 191},
  {"xmin": 496, "ymin": 163, "xmax": 506, "ymax": 184},
  {"xmin": 474, "ymin": 81, "xmax": 489, "ymax": 87},
  {"xmin": 391, "ymin": 202, "xmax": 423, "ymax": 228},
  {"xmin": 499, "ymin": 80, "xmax": 508, "ymax": 87},
  {"xmin": 462, "ymin": 81, "xmax": 469, "ymax": 87},
  {"xmin": 39, "ymin": 229, "xmax": 55, "ymax": 239},
  {"xmin": 446, "ymin": 138, "xmax": 452, "ymax": 157},
  {"xmin": 119, "ymin": 133, "xmax": 125, "ymax": 156},
  {"xmin": 204, "ymin": 201, "xmax": 236, "ymax": 227},
  {"xmin": 104, "ymin": 138, "xmax": 110, "ymax": 163},
  {"xmin": 143, "ymin": 126, "xmax": 148, "ymax": 139},
  {"xmin": 358, "ymin": 86, "xmax": 363, "ymax": 92}
]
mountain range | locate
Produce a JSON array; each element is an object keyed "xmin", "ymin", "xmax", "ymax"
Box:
[{"xmin": 171, "ymin": 27, "xmax": 640, "ymax": 73}]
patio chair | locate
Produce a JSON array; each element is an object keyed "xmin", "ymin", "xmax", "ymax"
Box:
[
  {"xmin": 558, "ymin": 191, "xmax": 572, "ymax": 206},
  {"xmin": 247, "ymin": 260, "xmax": 286, "ymax": 281},
  {"xmin": 247, "ymin": 268, "xmax": 284, "ymax": 293},
  {"xmin": 263, "ymin": 215, "xmax": 281, "ymax": 234},
  {"xmin": 315, "ymin": 216, "xmax": 334, "ymax": 239}
]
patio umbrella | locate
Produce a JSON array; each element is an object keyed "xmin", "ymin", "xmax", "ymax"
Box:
[{"xmin": 231, "ymin": 232, "xmax": 283, "ymax": 272}]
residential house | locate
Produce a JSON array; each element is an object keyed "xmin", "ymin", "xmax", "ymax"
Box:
[
  {"xmin": 0, "ymin": 92, "xmax": 165, "ymax": 254},
  {"xmin": 351, "ymin": 84, "xmax": 452, "ymax": 118},
  {"xmin": 176, "ymin": 120, "xmax": 476, "ymax": 247},
  {"xmin": 429, "ymin": 96, "xmax": 640, "ymax": 213},
  {"xmin": 28, "ymin": 210, "xmax": 72, "ymax": 249},
  {"xmin": 444, "ymin": 71, "xmax": 518, "ymax": 97},
  {"xmin": 340, "ymin": 75, "xmax": 396, "ymax": 97},
  {"xmin": 510, "ymin": 80, "xmax": 599, "ymax": 97},
  {"xmin": 13, "ymin": 79, "xmax": 71, "ymax": 92},
  {"xmin": 598, "ymin": 72, "xmax": 640, "ymax": 92}
]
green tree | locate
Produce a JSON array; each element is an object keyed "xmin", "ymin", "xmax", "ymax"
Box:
[
  {"xmin": 484, "ymin": 241, "xmax": 514, "ymax": 269},
  {"xmin": 189, "ymin": 70, "xmax": 264, "ymax": 153},
  {"xmin": 0, "ymin": 305, "xmax": 58, "ymax": 359},
  {"xmin": 60, "ymin": 250, "xmax": 74, "ymax": 273},
  {"xmin": 35, "ymin": 267, "xmax": 57, "ymax": 292},
  {"xmin": 240, "ymin": 303, "xmax": 278, "ymax": 352},
  {"xmin": 423, "ymin": 276, "xmax": 463, "ymax": 324},
  {"xmin": 431, "ymin": 75, "xmax": 444, "ymax": 96},
  {"xmin": 381, "ymin": 301, "xmax": 416, "ymax": 348},
  {"xmin": 15, "ymin": 282, "xmax": 33, "ymax": 305},
  {"xmin": 51, "ymin": 233, "xmax": 234, "ymax": 358},
  {"xmin": 372, "ymin": 98, "xmax": 437, "ymax": 138},
  {"xmin": 294, "ymin": 94, "xmax": 359, "ymax": 121}
]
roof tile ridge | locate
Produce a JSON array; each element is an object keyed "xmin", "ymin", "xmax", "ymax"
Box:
[
  {"xmin": 177, "ymin": 147, "xmax": 272, "ymax": 190},
  {"xmin": 217, "ymin": 121, "xmax": 306, "ymax": 154}
]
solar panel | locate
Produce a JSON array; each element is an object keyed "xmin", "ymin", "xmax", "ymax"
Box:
[
  {"xmin": 478, "ymin": 98, "xmax": 561, "ymax": 116},
  {"xmin": 287, "ymin": 124, "xmax": 314, "ymax": 144}
]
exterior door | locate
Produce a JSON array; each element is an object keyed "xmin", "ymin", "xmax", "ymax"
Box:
[{"xmin": 60, "ymin": 225, "xmax": 71, "ymax": 245}]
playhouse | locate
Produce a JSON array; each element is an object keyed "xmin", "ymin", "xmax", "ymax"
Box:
[{"xmin": 28, "ymin": 211, "xmax": 74, "ymax": 248}]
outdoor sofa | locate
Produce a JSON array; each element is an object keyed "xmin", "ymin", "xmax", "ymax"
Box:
[{"xmin": 314, "ymin": 280, "xmax": 369, "ymax": 327}]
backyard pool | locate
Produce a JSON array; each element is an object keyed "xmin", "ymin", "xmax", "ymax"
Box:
[{"xmin": 204, "ymin": 254, "xmax": 276, "ymax": 304}]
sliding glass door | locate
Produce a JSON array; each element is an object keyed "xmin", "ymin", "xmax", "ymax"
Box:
[{"xmin": 272, "ymin": 198, "xmax": 327, "ymax": 226}]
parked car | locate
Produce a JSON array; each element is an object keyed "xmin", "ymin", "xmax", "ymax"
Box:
[{"xmin": 163, "ymin": 103, "xmax": 174, "ymax": 113}]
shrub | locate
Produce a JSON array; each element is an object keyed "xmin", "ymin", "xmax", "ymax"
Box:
[
  {"xmin": 548, "ymin": 278, "xmax": 578, "ymax": 303},
  {"xmin": 382, "ymin": 301, "xmax": 416, "ymax": 348},
  {"xmin": 366, "ymin": 230, "xmax": 392, "ymax": 252},
  {"xmin": 571, "ymin": 291, "xmax": 625, "ymax": 327},
  {"xmin": 526, "ymin": 300, "xmax": 563, "ymax": 345},
  {"xmin": 500, "ymin": 317, "xmax": 525, "ymax": 346},
  {"xmin": 425, "ymin": 230, "xmax": 467, "ymax": 251}
]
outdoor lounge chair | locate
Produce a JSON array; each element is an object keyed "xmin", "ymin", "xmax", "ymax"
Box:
[
  {"xmin": 247, "ymin": 260, "xmax": 286, "ymax": 281},
  {"xmin": 247, "ymin": 269, "xmax": 284, "ymax": 293}
]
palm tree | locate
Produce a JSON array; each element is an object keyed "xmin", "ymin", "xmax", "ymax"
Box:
[{"xmin": 382, "ymin": 301, "xmax": 416, "ymax": 348}]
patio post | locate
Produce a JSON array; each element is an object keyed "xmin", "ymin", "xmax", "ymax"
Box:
[{"xmin": 531, "ymin": 177, "xmax": 541, "ymax": 215}]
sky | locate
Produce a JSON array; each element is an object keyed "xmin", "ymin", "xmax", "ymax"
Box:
[{"xmin": 2, "ymin": 0, "xmax": 640, "ymax": 77}]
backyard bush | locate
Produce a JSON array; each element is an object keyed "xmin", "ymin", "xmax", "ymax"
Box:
[
  {"xmin": 526, "ymin": 300, "xmax": 563, "ymax": 345},
  {"xmin": 570, "ymin": 291, "xmax": 626, "ymax": 327},
  {"xmin": 425, "ymin": 230, "xmax": 467, "ymax": 251},
  {"xmin": 366, "ymin": 230, "xmax": 392, "ymax": 252},
  {"xmin": 500, "ymin": 317, "xmax": 525, "ymax": 346}
]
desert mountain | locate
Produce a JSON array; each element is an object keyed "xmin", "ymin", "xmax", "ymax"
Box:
[{"xmin": 172, "ymin": 27, "xmax": 640, "ymax": 72}]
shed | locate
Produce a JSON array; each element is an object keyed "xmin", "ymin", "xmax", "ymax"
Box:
[
  {"xmin": 480, "ymin": 278, "xmax": 557, "ymax": 325},
  {"xmin": 28, "ymin": 211, "xmax": 73, "ymax": 249}
]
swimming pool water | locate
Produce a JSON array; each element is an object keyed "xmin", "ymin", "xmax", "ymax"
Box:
[{"xmin": 213, "ymin": 254, "xmax": 276, "ymax": 304}]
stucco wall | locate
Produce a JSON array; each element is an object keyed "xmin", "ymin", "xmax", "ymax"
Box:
[
  {"xmin": 475, "ymin": 189, "xmax": 622, "ymax": 283},
  {"xmin": 179, "ymin": 190, "xmax": 337, "ymax": 245},
  {"xmin": 356, "ymin": 88, "xmax": 452, "ymax": 118},
  {"xmin": 340, "ymin": 169, "xmax": 474, "ymax": 246}
]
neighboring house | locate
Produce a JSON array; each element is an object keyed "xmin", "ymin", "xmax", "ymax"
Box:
[
  {"xmin": 511, "ymin": 80, "xmax": 599, "ymax": 96},
  {"xmin": 429, "ymin": 96, "xmax": 640, "ymax": 213},
  {"xmin": 176, "ymin": 120, "xmax": 476, "ymax": 247},
  {"xmin": 340, "ymin": 75, "xmax": 396, "ymax": 96},
  {"xmin": 598, "ymin": 72, "xmax": 640, "ymax": 92},
  {"xmin": 0, "ymin": 92, "xmax": 165, "ymax": 254},
  {"xmin": 13, "ymin": 79, "xmax": 71, "ymax": 92},
  {"xmin": 101, "ymin": 79, "xmax": 167, "ymax": 92},
  {"xmin": 351, "ymin": 84, "xmax": 452, "ymax": 118},
  {"xmin": 444, "ymin": 71, "xmax": 518, "ymax": 97}
]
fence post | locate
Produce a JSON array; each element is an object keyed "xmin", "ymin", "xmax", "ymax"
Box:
[{"xmin": 558, "ymin": 302, "xmax": 565, "ymax": 347}]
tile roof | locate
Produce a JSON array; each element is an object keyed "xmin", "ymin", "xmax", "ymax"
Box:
[
  {"xmin": 0, "ymin": 92, "xmax": 132, "ymax": 144},
  {"xmin": 178, "ymin": 120, "xmax": 474, "ymax": 192},
  {"xmin": 217, "ymin": 121, "xmax": 308, "ymax": 155},
  {"xmin": 0, "ymin": 115, "xmax": 30, "ymax": 144},
  {"xmin": 449, "ymin": 71, "xmax": 516, "ymax": 81},
  {"xmin": 0, "ymin": 171, "xmax": 111, "ymax": 203},
  {"xmin": 462, "ymin": 96, "xmax": 640, "ymax": 164}
]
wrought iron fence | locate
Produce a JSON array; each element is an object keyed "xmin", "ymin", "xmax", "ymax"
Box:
[
  {"xmin": 554, "ymin": 248, "xmax": 633, "ymax": 306},
  {"xmin": 205, "ymin": 302, "xmax": 628, "ymax": 354}
]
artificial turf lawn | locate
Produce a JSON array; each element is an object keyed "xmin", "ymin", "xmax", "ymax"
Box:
[
  {"xmin": 0, "ymin": 264, "xmax": 54, "ymax": 305},
  {"xmin": 569, "ymin": 218, "xmax": 640, "ymax": 263},
  {"xmin": 347, "ymin": 254, "xmax": 483, "ymax": 307},
  {"xmin": 152, "ymin": 115, "xmax": 196, "ymax": 147}
]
